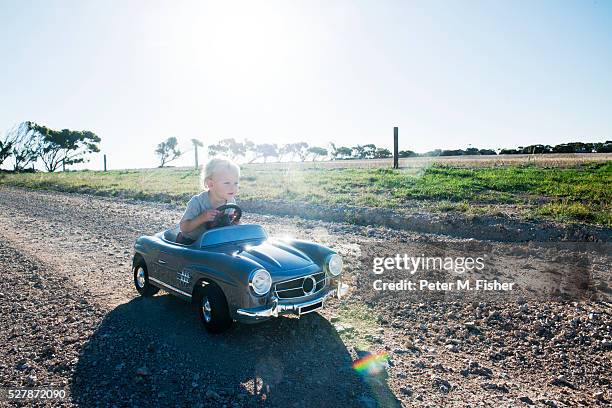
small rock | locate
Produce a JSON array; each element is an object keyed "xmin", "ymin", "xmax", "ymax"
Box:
[
  {"xmin": 334, "ymin": 323, "xmax": 354, "ymax": 334},
  {"xmin": 445, "ymin": 344, "xmax": 458, "ymax": 353},
  {"xmin": 400, "ymin": 386, "xmax": 413, "ymax": 396},
  {"xmin": 518, "ymin": 396, "xmax": 534, "ymax": 405},
  {"xmin": 550, "ymin": 375, "xmax": 575, "ymax": 389},
  {"xmin": 461, "ymin": 361, "xmax": 492, "ymax": 379},
  {"xmin": 432, "ymin": 377, "xmax": 452, "ymax": 394},
  {"xmin": 464, "ymin": 321, "xmax": 476, "ymax": 329},
  {"xmin": 481, "ymin": 382, "xmax": 509, "ymax": 393}
]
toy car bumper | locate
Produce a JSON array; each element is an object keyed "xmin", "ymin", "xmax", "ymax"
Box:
[{"xmin": 236, "ymin": 281, "xmax": 349, "ymax": 321}]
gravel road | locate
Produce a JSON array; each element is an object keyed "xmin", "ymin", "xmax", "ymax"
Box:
[{"xmin": 0, "ymin": 186, "xmax": 610, "ymax": 407}]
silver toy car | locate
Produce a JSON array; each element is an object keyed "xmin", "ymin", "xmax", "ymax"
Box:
[{"xmin": 132, "ymin": 205, "xmax": 349, "ymax": 333}]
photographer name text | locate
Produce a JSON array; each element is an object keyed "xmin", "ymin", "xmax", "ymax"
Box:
[{"xmin": 373, "ymin": 279, "xmax": 515, "ymax": 291}]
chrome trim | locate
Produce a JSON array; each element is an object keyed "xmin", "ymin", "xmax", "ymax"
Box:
[
  {"xmin": 302, "ymin": 276, "xmax": 317, "ymax": 296},
  {"xmin": 157, "ymin": 259, "xmax": 167, "ymax": 265},
  {"xmin": 273, "ymin": 272, "xmax": 327, "ymax": 300},
  {"xmin": 325, "ymin": 253, "xmax": 343, "ymax": 276},
  {"xmin": 337, "ymin": 281, "xmax": 349, "ymax": 299},
  {"xmin": 237, "ymin": 284, "xmax": 349, "ymax": 319},
  {"xmin": 136, "ymin": 267, "xmax": 146, "ymax": 289},
  {"xmin": 248, "ymin": 269, "xmax": 272, "ymax": 296},
  {"xmin": 149, "ymin": 277, "xmax": 192, "ymax": 298},
  {"xmin": 202, "ymin": 298, "xmax": 212, "ymax": 322},
  {"xmin": 177, "ymin": 269, "xmax": 191, "ymax": 286}
]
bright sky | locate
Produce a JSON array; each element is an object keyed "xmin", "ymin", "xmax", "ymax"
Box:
[{"xmin": 1, "ymin": 0, "xmax": 611, "ymax": 170}]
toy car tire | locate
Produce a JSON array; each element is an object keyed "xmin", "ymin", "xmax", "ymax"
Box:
[
  {"xmin": 133, "ymin": 260, "xmax": 159, "ymax": 297},
  {"xmin": 197, "ymin": 284, "xmax": 232, "ymax": 333}
]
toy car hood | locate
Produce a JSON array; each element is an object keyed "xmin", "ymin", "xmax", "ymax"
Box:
[{"xmin": 157, "ymin": 225, "xmax": 325, "ymax": 274}]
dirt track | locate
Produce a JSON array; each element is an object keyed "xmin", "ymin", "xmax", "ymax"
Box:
[{"xmin": 0, "ymin": 186, "xmax": 610, "ymax": 407}]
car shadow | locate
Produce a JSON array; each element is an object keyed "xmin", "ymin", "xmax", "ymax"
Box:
[{"xmin": 71, "ymin": 294, "xmax": 400, "ymax": 407}]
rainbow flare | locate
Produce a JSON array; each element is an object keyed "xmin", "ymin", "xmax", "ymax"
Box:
[{"xmin": 352, "ymin": 351, "xmax": 389, "ymax": 375}]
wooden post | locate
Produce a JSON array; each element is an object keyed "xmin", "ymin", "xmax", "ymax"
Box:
[
  {"xmin": 194, "ymin": 145, "xmax": 199, "ymax": 169},
  {"xmin": 103, "ymin": 154, "xmax": 107, "ymax": 172},
  {"xmin": 62, "ymin": 159, "xmax": 65, "ymax": 172},
  {"xmin": 393, "ymin": 127, "xmax": 399, "ymax": 169}
]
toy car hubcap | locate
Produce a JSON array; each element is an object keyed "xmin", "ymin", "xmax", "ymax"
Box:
[
  {"xmin": 203, "ymin": 298, "xmax": 212, "ymax": 322},
  {"xmin": 136, "ymin": 267, "xmax": 146, "ymax": 288}
]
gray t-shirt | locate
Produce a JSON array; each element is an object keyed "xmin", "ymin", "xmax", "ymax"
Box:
[{"xmin": 180, "ymin": 191, "xmax": 236, "ymax": 240}]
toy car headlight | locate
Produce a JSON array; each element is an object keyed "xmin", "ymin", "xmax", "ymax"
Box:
[
  {"xmin": 326, "ymin": 254, "xmax": 343, "ymax": 276},
  {"xmin": 249, "ymin": 269, "xmax": 272, "ymax": 296}
]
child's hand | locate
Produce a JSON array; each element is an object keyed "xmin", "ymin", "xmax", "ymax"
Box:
[{"xmin": 200, "ymin": 209, "xmax": 220, "ymax": 223}]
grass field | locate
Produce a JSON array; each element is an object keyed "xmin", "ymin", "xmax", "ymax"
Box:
[{"xmin": 1, "ymin": 157, "xmax": 610, "ymax": 226}]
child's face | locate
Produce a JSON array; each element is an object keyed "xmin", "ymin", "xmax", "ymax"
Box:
[{"xmin": 206, "ymin": 168, "xmax": 239, "ymax": 201}]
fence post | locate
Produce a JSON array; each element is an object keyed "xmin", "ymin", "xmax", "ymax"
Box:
[
  {"xmin": 194, "ymin": 145, "xmax": 199, "ymax": 169},
  {"xmin": 393, "ymin": 127, "xmax": 399, "ymax": 169},
  {"xmin": 62, "ymin": 159, "xmax": 65, "ymax": 172},
  {"xmin": 103, "ymin": 154, "xmax": 107, "ymax": 172}
]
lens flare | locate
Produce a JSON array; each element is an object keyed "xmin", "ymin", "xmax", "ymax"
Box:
[{"xmin": 352, "ymin": 351, "xmax": 389, "ymax": 375}]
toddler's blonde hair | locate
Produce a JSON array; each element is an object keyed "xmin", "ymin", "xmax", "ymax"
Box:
[{"xmin": 200, "ymin": 157, "xmax": 240, "ymax": 190}]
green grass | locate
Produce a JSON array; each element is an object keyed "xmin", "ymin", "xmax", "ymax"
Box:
[
  {"xmin": 1, "ymin": 161, "xmax": 610, "ymax": 226},
  {"xmin": 332, "ymin": 301, "xmax": 382, "ymax": 350}
]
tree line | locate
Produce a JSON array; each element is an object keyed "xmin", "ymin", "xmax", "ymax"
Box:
[
  {"xmin": 155, "ymin": 137, "xmax": 612, "ymax": 167},
  {"xmin": 2, "ymin": 121, "xmax": 609, "ymax": 172},
  {"xmin": 0, "ymin": 122, "xmax": 100, "ymax": 172}
]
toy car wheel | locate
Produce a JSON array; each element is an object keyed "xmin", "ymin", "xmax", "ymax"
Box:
[
  {"xmin": 133, "ymin": 260, "xmax": 159, "ymax": 297},
  {"xmin": 197, "ymin": 284, "xmax": 232, "ymax": 333}
]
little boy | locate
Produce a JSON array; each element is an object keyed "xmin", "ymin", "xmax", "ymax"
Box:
[{"xmin": 177, "ymin": 157, "xmax": 240, "ymax": 244}]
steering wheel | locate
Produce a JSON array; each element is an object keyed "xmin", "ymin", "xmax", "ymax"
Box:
[{"xmin": 205, "ymin": 204, "xmax": 242, "ymax": 229}]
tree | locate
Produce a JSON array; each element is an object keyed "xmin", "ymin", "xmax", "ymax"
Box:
[
  {"xmin": 254, "ymin": 144, "xmax": 278, "ymax": 163},
  {"xmin": 520, "ymin": 144, "xmax": 553, "ymax": 154},
  {"xmin": 440, "ymin": 149, "xmax": 464, "ymax": 156},
  {"xmin": 0, "ymin": 138, "xmax": 12, "ymax": 167},
  {"xmin": 31, "ymin": 124, "xmax": 101, "ymax": 172},
  {"xmin": 278, "ymin": 144, "xmax": 294, "ymax": 161},
  {"xmin": 243, "ymin": 139, "xmax": 256, "ymax": 162},
  {"xmin": 208, "ymin": 139, "xmax": 246, "ymax": 160},
  {"xmin": 208, "ymin": 142, "xmax": 229, "ymax": 158},
  {"xmin": 352, "ymin": 145, "xmax": 365, "ymax": 159},
  {"xmin": 362, "ymin": 144, "xmax": 377, "ymax": 159},
  {"xmin": 373, "ymin": 148, "xmax": 392, "ymax": 159},
  {"xmin": 293, "ymin": 142, "xmax": 309, "ymax": 162},
  {"xmin": 398, "ymin": 150, "xmax": 417, "ymax": 158},
  {"xmin": 328, "ymin": 142, "xmax": 338, "ymax": 160},
  {"xmin": 191, "ymin": 138, "xmax": 203, "ymax": 169},
  {"xmin": 308, "ymin": 146, "xmax": 328, "ymax": 161},
  {"xmin": 423, "ymin": 149, "xmax": 442, "ymax": 157},
  {"xmin": 2, "ymin": 122, "xmax": 40, "ymax": 171},
  {"xmin": 335, "ymin": 146, "xmax": 353, "ymax": 159},
  {"xmin": 478, "ymin": 149, "xmax": 497, "ymax": 155},
  {"xmin": 155, "ymin": 137, "xmax": 181, "ymax": 167},
  {"xmin": 351, "ymin": 144, "xmax": 377, "ymax": 159},
  {"xmin": 594, "ymin": 141, "xmax": 612, "ymax": 153}
]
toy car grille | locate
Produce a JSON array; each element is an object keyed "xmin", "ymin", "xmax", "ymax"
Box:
[{"xmin": 274, "ymin": 272, "xmax": 327, "ymax": 299}]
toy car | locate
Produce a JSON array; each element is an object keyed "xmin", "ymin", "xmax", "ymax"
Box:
[{"xmin": 132, "ymin": 204, "xmax": 349, "ymax": 333}]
